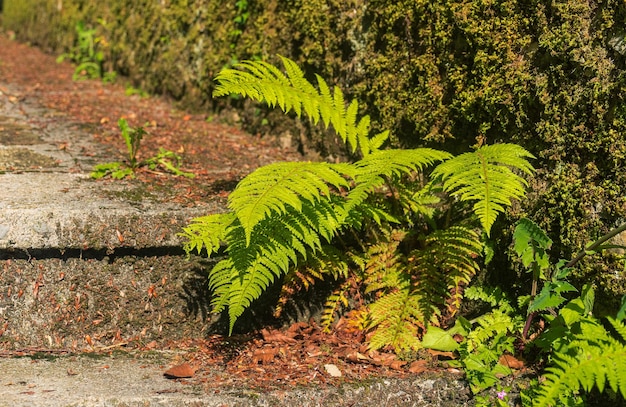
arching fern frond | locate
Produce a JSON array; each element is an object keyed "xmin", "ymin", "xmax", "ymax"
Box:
[
  {"xmin": 180, "ymin": 212, "xmax": 236, "ymax": 257},
  {"xmin": 213, "ymin": 55, "xmax": 384, "ymax": 156},
  {"xmin": 533, "ymin": 338, "xmax": 626, "ymax": 406},
  {"xmin": 431, "ymin": 144, "xmax": 535, "ymax": 235},
  {"xmin": 228, "ymin": 161, "xmax": 354, "ymax": 244},
  {"xmin": 345, "ymin": 148, "xmax": 450, "ymax": 216},
  {"xmin": 530, "ymin": 316, "xmax": 626, "ymax": 406},
  {"xmin": 320, "ymin": 280, "xmax": 352, "ymax": 332}
]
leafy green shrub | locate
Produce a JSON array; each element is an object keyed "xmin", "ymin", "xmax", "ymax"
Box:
[
  {"xmin": 181, "ymin": 57, "xmax": 534, "ymax": 352},
  {"xmin": 56, "ymin": 20, "xmax": 116, "ymax": 82},
  {"xmin": 428, "ymin": 218, "xmax": 626, "ymax": 406}
]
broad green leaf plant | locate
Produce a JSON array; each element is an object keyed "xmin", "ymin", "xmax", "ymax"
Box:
[
  {"xmin": 426, "ymin": 218, "xmax": 626, "ymax": 406},
  {"xmin": 181, "ymin": 56, "xmax": 535, "ymax": 352}
]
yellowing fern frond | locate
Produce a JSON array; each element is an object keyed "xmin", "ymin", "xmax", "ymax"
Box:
[
  {"xmin": 320, "ymin": 280, "xmax": 352, "ymax": 332},
  {"xmin": 367, "ymin": 285, "xmax": 427, "ymax": 352},
  {"xmin": 275, "ymin": 245, "xmax": 351, "ymax": 320},
  {"xmin": 431, "ymin": 144, "xmax": 534, "ymax": 235}
]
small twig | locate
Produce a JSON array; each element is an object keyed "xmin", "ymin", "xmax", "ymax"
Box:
[{"xmin": 95, "ymin": 341, "xmax": 129, "ymax": 352}]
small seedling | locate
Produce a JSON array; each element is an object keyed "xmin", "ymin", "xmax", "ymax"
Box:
[
  {"xmin": 91, "ymin": 118, "xmax": 194, "ymax": 180},
  {"xmin": 57, "ymin": 21, "xmax": 104, "ymax": 81},
  {"xmin": 125, "ymin": 85, "xmax": 149, "ymax": 98}
]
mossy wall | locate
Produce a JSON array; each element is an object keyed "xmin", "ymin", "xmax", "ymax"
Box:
[{"xmin": 3, "ymin": 0, "xmax": 626, "ymax": 304}]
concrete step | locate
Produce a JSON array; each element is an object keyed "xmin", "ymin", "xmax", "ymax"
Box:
[{"xmin": 0, "ymin": 82, "xmax": 224, "ymax": 350}]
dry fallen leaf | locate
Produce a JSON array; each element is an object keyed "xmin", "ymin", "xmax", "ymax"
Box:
[
  {"xmin": 427, "ymin": 349, "xmax": 456, "ymax": 359},
  {"xmin": 346, "ymin": 351, "xmax": 370, "ymax": 363},
  {"xmin": 499, "ymin": 353, "xmax": 525, "ymax": 370},
  {"xmin": 164, "ymin": 363, "xmax": 196, "ymax": 379},
  {"xmin": 260, "ymin": 328, "xmax": 297, "ymax": 344},
  {"xmin": 409, "ymin": 360, "xmax": 428, "ymax": 374},
  {"xmin": 324, "ymin": 364, "xmax": 342, "ymax": 377},
  {"xmin": 252, "ymin": 347, "xmax": 279, "ymax": 364}
]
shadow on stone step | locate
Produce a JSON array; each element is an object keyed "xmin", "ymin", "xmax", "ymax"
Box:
[{"xmin": 0, "ymin": 245, "xmax": 341, "ymax": 348}]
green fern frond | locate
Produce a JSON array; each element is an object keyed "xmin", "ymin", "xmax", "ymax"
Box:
[
  {"xmin": 609, "ymin": 317, "xmax": 626, "ymax": 343},
  {"xmin": 466, "ymin": 310, "xmax": 521, "ymax": 353},
  {"xmin": 413, "ymin": 227, "xmax": 483, "ymax": 284},
  {"xmin": 367, "ymin": 285, "xmax": 426, "ymax": 352},
  {"xmin": 362, "ymin": 229, "xmax": 407, "ymax": 294},
  {"xmin": 464, "ymin": 285, "xmax": 516, "ymax": 314},
  {"xmin": 180, "ymin": 213, "xmax": 236, "ymax": 257},
  {"xmin": 214, "ymin": 56, "xmax": 381, "ymax": 156},
  {"xmin": 533, "ymin": 338, "xmax": 626, "ymax": 406},
  {"xmin": 355, "ymin": 148, "xmax": 452, "ymax": 179},
  {"xmin": 228, "ymin": 161, "xmax": 353, "ymax": 244},
  {"xmin": 344, "ymin": 148, "xmax": 450, "ymax": 216},
  {"xmin": 410, "ymin": 226, "xmax": 483, "ymax": 318},
  {"xmin": 431, "ymin": 144, "xmax": 535, "ymax": 235}
]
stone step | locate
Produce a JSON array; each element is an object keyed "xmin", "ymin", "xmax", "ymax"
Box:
[{"xmin": 0, "ymin": 83, "xmax": 226, "ymax": 350}]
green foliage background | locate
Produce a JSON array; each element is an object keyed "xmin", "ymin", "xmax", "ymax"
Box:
[{"xmin": 3, "ymin": 0, "xmax": 626, "ymax": 303}]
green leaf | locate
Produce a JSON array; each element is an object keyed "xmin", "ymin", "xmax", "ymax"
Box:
[
  {"xmin": 513, "ymin": 218, "xmax": 552, "ymax": 269},
  {"xmin": 580, "ymin": 284, "xmax": 595, "ymax": 315},
  {"xmin": 90, "ymin": 162, "xmax": 122, "ymax": 179},
  {"xmin": 421, "ymin": 326, "xmax": 459, "ymax": 351},
  {"xmin": 528, "ymin": 281, "xmax": 577, "ymax": 313}
]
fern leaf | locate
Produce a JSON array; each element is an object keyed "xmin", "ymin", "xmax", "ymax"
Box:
[
  {"xmin": 276, "ymin": 244, "xmax": 351, "ymax": 320},
  {"xmin": 368, "ymin": 286, "xmax": 425, "ymax": 352},
  {"xmin": 179, "ymin": 213, "xmax": 236, "ymax": 256},
  {"xmin": 533, "ymin": 335, "xmax": 626, "ymax": 406},
  {"xmin": 367, "ymin": 129, "xmax": 388, "ymax": 153},
  {"xmin": 355, "ymin": 148, "xmax": 452, "ymax": 178},
  {"xmin": 410, "ymin": 226, "xmax": 483, "ymax": 319},
  {"xmin": 464, "ymin": 285, "xmax": 515, "ymax": 314},
  {"xmin": 213, "ymin": 56, "xmax": 383, "ymax": 156},
  {"xmin": 345, "ymin": 148, "xmax": 450, "ymax": 216},
  {"xmin": 321, "ymin": 281, "xmax": 351, "ymax": 332},
  {"xmin": 466, "ymin": 310, "xmax": 520, "ymax": 352},
  {"xmin": 431, "ymin": 144, "xmax": 534, "ymax": 235},
  {"xmin": 228, "ymin": 161, "xmax": 353, "ymax": 244},
  {"xmin": 608, "ymin": 317, "xmax": 626, "ymax": 343},
  {"xmin": 315, "ymin": 73, "xmax": 334, "ymax": 127},
  {"xmin": 211, "ymin": 198, "xmax": 356, "ymax": 333},
  {"xmin": 363, "ymin": 229, "xmax": 407, "ymax": 294}
]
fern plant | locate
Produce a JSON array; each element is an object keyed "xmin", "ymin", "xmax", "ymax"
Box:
[
  {"xmin": 181, "ymin": 56, "xmax": 534, "ymax": 348},
  {"xmin": 529, "ymin": 310, "xmax": 626, "ymax": 406}
]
